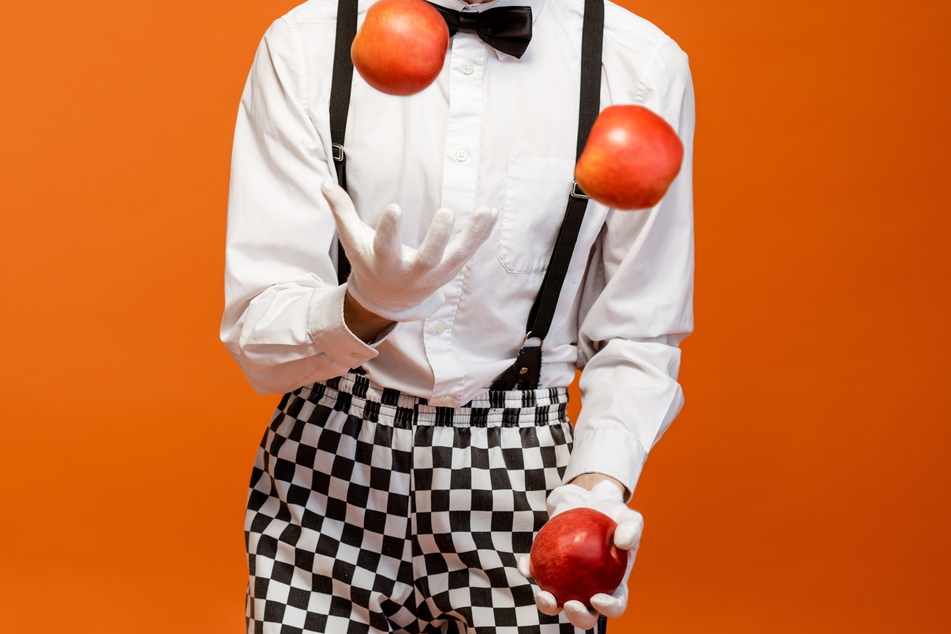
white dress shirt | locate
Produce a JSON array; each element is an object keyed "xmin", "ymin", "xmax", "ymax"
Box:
[{"xmin": 221, "ymin": 0, "xmax": 695, "ymax": 494}]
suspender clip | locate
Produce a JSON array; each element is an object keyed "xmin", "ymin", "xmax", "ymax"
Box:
[
  {"xmin": 332, "ymin": 143, "xmax": 346, "ymax": 162},
  {"xmin": 570, "ymin": 181, "xmax": 590, "ymax": 199}
]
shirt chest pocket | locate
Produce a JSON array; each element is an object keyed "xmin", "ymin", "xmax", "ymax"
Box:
[{"xmin": 498, "ymin": 156, "xmax": 579, "ymax": 274}]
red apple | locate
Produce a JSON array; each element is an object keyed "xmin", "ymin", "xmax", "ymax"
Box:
[
  {"xmin": 529, "ymin": 507, "xmax": 628, "ymax": 607},
  {"xmin": 351, "ymin": 0, "xmax": 449, "ymax": 96},
  {"xmin": 575, "ymin": 104, "xmax": 684, "ymax": 210}
]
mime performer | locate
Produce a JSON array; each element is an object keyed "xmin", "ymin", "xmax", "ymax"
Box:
[{"xmin": 221, "ymin": 0, "xmax": 695, "ymax": 631}]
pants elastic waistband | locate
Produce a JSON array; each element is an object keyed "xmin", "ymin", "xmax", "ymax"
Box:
[{"xmin": 294, "ymin": 372, "xmax": 569, "ymax": 428}]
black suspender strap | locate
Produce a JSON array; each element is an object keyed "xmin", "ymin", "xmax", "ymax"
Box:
[
  {"xmin": 527, "ymin": 0, "xmax": 603, "ymax": 340},
  {"xmin": 330, "ymin": 0, "xmax": 358, "ymax": 284},
  {"xmin": 489, "ymin": 0, "xmax": 604, "ymax": 391}
]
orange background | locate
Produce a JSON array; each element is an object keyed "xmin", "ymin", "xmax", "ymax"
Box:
[{"xmin": 2, "ymin": 0, "xmax": 949, "ymax": 631}]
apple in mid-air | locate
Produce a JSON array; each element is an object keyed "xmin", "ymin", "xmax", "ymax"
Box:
[
  {"xmin": 575, "ymin": 104, "xmax": 684, "ymax": 210},
  {"xmin": 351, "ymin": 0, "xmax": 449, "ymax": 96},
  {"xmin": 529, "ymin": 508, "xmax": 628, "ymax": 607}
]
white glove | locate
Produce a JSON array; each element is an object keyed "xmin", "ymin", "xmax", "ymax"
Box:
[
  {"xmin": 517, "ymin": 480, "xmax": 644, "ymax": 630},
  {"xmin": 321, "ymin": 181, "xmax": 497, "ymax": 322}
]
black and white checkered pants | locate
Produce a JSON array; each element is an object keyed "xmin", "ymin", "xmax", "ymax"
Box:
[{"xmin": 245, "ymin": 371, "xmax": 599, "ymax": 634}]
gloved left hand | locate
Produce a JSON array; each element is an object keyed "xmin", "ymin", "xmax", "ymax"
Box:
[{"xmin": 517, "ymin": 480, "xmax": 644, "ymax": 630}]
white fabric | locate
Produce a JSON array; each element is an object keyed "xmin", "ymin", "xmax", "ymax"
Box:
[
  {"xmin": 221, "ymin": 0, "xmax": 695, "ymax": 496},
  {"xmin": 321, "ymin": 181, "xmax": 497, "ymax": 321}
]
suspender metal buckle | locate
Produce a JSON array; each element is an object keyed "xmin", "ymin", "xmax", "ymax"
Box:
[
  {"xmin": 570, "ymin": 181, "xmax": 590, "ymax": 199},
  {"xmin": 332, "ymin": 143, "xmax": 345, "ymax": 162},
  {"xmin": 522, "ymin": 333, "xmax": 543, "ymax": 348}
]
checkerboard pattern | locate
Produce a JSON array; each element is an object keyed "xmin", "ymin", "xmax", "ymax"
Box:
[{"xmin": 245, "ymin": 372, "xmax": 600, "ymax": 633}]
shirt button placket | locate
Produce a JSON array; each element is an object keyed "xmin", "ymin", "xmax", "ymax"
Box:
[{"xmin": 426, "ymin": 32, "xmax": 486, "ymax": 405}]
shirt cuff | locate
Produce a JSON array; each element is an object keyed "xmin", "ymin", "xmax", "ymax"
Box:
[
  {"xmin": 307, "ymin": 284, "xmax": 387, "ymax": 369},
  {"xmin": 562, "ymin": 426, "xmax": 649, "ymax": 503}
]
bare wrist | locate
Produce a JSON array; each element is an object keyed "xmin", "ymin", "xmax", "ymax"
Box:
[
  {"xmin": 343, "ymin": 290, "xmax": 395, "ymax": 343},
  {"xmin": 568, "ymin": 474, "xmax": 628, "ymax": 499}
]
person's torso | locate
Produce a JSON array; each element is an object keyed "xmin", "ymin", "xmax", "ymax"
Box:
[{"xmin": 283, "ymin": 0, "xmax": 673, "ymax": 404}]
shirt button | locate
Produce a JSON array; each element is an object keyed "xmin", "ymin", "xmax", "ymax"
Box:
[
  {"xmin": 434, "ymin": 320, "xmax": 446, "ymax": 334},
  {"xmin": 440, "ymin": 396, "xmax": 455, "ymax": 406},
  {"xmin": 462, "ymin": 61, "xmax": 474, "ymax": 75},
  {"xmin": 456, "ymin": 149, "xmax": 468, "ymax": 162}
]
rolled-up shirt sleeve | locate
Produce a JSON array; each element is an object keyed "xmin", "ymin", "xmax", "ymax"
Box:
[
  {"xmin": 220, "ymin": 17, "xmax": 380, "ymax": 395},
  {"xmin": 565, "ymin": 36, "xmax": 696, "ymax": 498}
]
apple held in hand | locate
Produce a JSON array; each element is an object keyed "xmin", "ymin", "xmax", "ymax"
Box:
[
  {"xmin": 575, "ymin": 104, "xmax": 684, "ymax": 210},
  {"xmin": 351, "ymin": 0, "xmax": 449, "ymax": 96},
  {"xmin": 529, "ymin": 507, "xmax": 628, "ymax": 608}
]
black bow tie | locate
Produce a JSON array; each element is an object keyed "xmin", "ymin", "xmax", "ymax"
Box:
[{"xmin": 425, "ymin": 3, "xmax": 533, "ymax": 59}]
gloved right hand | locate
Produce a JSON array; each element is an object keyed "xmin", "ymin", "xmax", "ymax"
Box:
[
  {"xmin": 321, "ymin": 182, "xmax": 497, "ymax": 322},
  {"xmin": 517, "ymin": 480, "xmax": 644, "ymax": 630}
]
